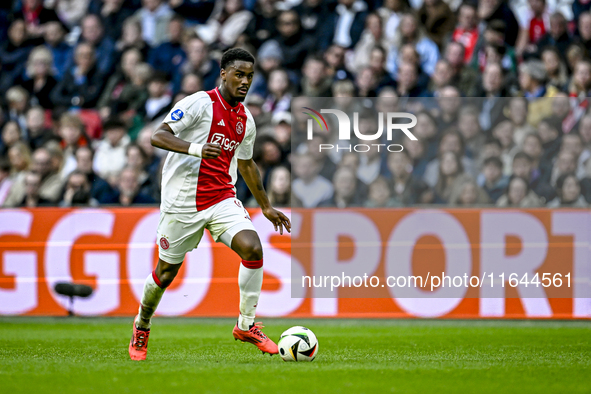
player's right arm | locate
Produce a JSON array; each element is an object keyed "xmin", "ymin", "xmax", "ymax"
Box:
[{"xmin": 151, "ymin": 123, "xmax": 221, "ymax": 159}]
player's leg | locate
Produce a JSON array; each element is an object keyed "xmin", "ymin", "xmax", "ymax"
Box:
[
  {"xmin": 129, "ymin": 211, "xmax": 204, "ymax": 360},
  {"xmin": 230, "ymin": 229, "xmax": 263, "ymax": 331},
  {"xmin": 136, "ymin": 258, "xmax": 182, "ymax": 329}
]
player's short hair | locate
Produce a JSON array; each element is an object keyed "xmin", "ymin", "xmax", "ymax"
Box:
[{"xmin": 221, "ymin": 48, "xmax": 255, "ymax": 69}]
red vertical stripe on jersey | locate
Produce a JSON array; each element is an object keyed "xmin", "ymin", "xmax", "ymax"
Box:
[{"xmin": 195, "ymin": 89, "xmax": 248, "ymax": 211}]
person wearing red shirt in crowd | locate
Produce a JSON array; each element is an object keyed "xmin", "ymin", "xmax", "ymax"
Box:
[
  {"xmin": 451, "ymin": 2, "xmax": 479, "ymax": 64},
  {"xmin": 516, "ymin": 0, "xmax": 551, "ymax": 56}
]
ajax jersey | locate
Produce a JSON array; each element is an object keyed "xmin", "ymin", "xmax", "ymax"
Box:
[{"xmin": 161, "ymin": 87, "xmax": 256, "ymax": 213}]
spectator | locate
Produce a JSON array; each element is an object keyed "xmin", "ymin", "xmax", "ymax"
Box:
[
  {"xmin": 250, "ymin": 165, "xmax": 295, "ymax": 207},
  {"xmin": 59, "ymin": 169, "xmax": 99, "ymax": 207},
  {"xmin": 522, "ymin": 132, "xmax": 552, "ymax": 180},
  {"xmin": 575, "ymin": 12, "xmax": 591, "ymax": 54},
  {"xmin": 365, "ymin": 175, "xmax": 401, "ymax": 207},
  {"xmin": 357, "ymin": 144, "xmax": 382, "ymax": 184},
  {"xmin": 25, "ymin": 106, "xmax": 56, "ymax": 151},
  {"xmin": 451, "ymin": 3, "xmax": 479, "ymax": 63},
  {"xmin": 478, "ymin": 62, "xmax": 506, "ymax": 131},
  {"xmin": 15, "ymin": 0, "xmax": 60, "ymax": 38},
  {"xmin": 53, "ymin": 0, "xmax": 90, "ymax": 29},
  {"xmin": 548, "ymin": 172, "xmax": 589, "ymax": 207},
  {"xmin": 42, "ymin": 21, "xmax": 71, "ymax": 81},
  {"xmin": 93, "ymin": 118, "xmax": 131, "ymax": 183},
  {"xmin": 196, "ymin": 0, "xmax": 253, "ymax": 49},
  {"xmin": 148, "ymin": 15, "xmax": 186, "ymax": 79},
  {"xmin": 299, "ymin": 56, "xmax": 332, "ymax": 97},
  {"xmin": 387, "ymin": 149, "xmax": 427, "ymax": 205},
  {"xmin": 578, "ymin": 115, "xmax": 591, "ymax": 175},
  {"xmin": 250, "ymin": 40, "xmax": 283, "ymax": 97},
  {"xmin": 5, "ymin": 146, "xmax": 63, "ymax": 206},
  {"xmin": 295, "ymin": 0, "xmax": 329, "ymax": 38},
  {"xmin": 7, "ymin": 142, "xmax": 32, "ymax": 178},
  {"xmin": 478, "ymin": 156, "xmax": 508, "ymax": 203},
  {"xmin": 91, "ymin": 0, "xmax": 134, "ymax": 41},
  {"xmin": 491, "ymin": 120, "xmax": 519, "ymax": 175},
  {"xmin": 176, "ymin": 37, "xmax": 219, "ymax": 92},
  {"xmin": 242, "ymin": 0, "xmax": 280, "ymax": 48},
  {"xmin": 518, "ymin": 59, "xmax": 558, "ymax": 127},
  {"xmin": 305, "ymin": 134, "xmax": 338, "ymax": 182},
  {"xmin": 140, "ymin": 71, "xmax": 172, "ymax": 122},
  {"xmin": 271, "ymin": 10, "xmax": 316, "ymax": 71},
  {"xmin": 104, "ymin": 166, "xmax": 156, "ymax": 205},
  {"xmin": 136, "ymin": 126, "xmax": 163, "ymax": 176},
  {"xmin": 561, "ymin": 133, "xmax": 589, "ymax": 178},
  {"xmin": 395, "ymin": 61, "xmax": 425, "ymax": 97},
  {"xmin": 130, "ymin": 0, "xmax": 173, "ymax": 47},
  {"xmin": 116, "ymin": 17, "xmax": 150, "ymax": 60},
  {"xmin": 541, "ymin": 46, "xmax": 569, "ymax": 90},
  {"xmin": 404, "ymin": 138, "xmax": 430, "ymax": 179},
  {"xmin": 418, "ymin": 0, "xmax": 456, "ymax": 48},
  {"xmin": 505, "ymin": 97, "xmax": 536, "ymax": 147},
  {"xmin": 50, "ymin": 42, "xmax": 106, "ymax": 110},
  {"xmin": 0, "ymin": 159, "xmax": 13, "ymax": 206},
  {"xmin": 515, "ymin": 0, "xmax": 550, "ymax": 56},
  {"xmin": 443, "ymin": 41, "xmax": 478, "ymax": 96},
  {"xmin": 1, "ymin": 121, "xmax": 23, "ymax": 158},
  {"xmin": 262, "ymin": 69, "xmax": 292, "ymax": 116},
  {"xmin": 98, "ymin": 47, "xmax": 148, "ymax": 120},
  {"xmin": 16, "ymin": 46, "xmax": 57, "ymax": 109},
  {"xmin": 126, "ymin": 143, "xmax": 158, "ymax": 201},
  {"xmin": 457, "ymin": 105, "xmax": 484, "ymax": 159},
  {"xmin": 424, "ymin": 130, "xmax": 476, "ymax": 187},
  {"xmin": 435, "ymin": 85, "xmax": 461, "ymax": 130},
  {"xmin": 433, "ymin": 151, "xmax": 470, "ymax": 203},
  {"xmin": 550, "ymin": 149, "xmax": 578, "ymax": 186},
  {"xmin": 252, "ymin": 135, "xmax": 283, "ymax": 188},
  {"xmin": 348, "ymin": 13, "xmax": 389, "ymax": 74},
  {"xmin": 477, "ymin": 0, "xmax": 520, "ymax": 47},
  {"xmin": 387, "ymin": 13, "xmax": 440, "ymax": 77},
  {"xmin": 292, "ymin": 152, "xmax": 333, "ymax": 208},
  {"xmin": 19, "ymin": 171, "xmax": 52, "ymax": 207},
  {"xmin": 324, "ymin": 44, "xmax": 353, "ymax": 81},
  {"xmin": 319, "ymin": 0, "xmax": 368, "ymax": 51},
  {"xmin": 76, "ymin": 14, "xmax": 117, "ymax": 75},
  {"xmin": 512, "ymin": 150, "xmax": 555, "ymax": 202},
  {"xmin": 319, "ymin": 167, "xmax": 364, "ymax": 207},
  {"xmin": 5, "ymin": 86, "xmax": 30, "ymax": 133},
  {"xmin": 180, "ymin": 73, "xmax": 202, "ymax": 95},
  {"xmin": 0, "ymin": 20, "xmax": 36, "ymax": 95},
  {"xmin": 56, "ymin": 113, "xmax": 91, "ymax": 178},
  {"xmin": 449, "ymin": 177, "xmax": 490, "ymax": 206},
  {"xmin": 538, "ymin": 115, "xmax": 563, "ymax": 164},
  {"xmin": 568, "ymin": 59, "xmax": 591, "ymax": 97},
  {"xmin": 74, "ymin": 146, "xmax": 115, "ymax": 203},
  {"xmin": 534, "ymin": 12, "xmax": 571, "ymax": 59},
  {"xmin": 496, "ymin": 175, "xmax": 543, "ymax": 207}
]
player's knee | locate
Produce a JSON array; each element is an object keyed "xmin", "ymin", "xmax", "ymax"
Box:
[{"xmin": 243, "ymin": 242, "xmax": 263, "ymax": 261}]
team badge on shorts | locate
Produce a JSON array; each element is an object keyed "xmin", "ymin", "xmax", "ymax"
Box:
[
  {"xmin": 160, "ymin": 237, "xmax": 170, "ymax": 250},
  {"xmin": 236, "ymin": 121, "xmax": 244, "ymax": 135}
]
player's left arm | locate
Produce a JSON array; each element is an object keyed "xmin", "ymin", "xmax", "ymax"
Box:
[{"xmin": 237, "ymin": 158, "xmax": 291, "ymax": 235}]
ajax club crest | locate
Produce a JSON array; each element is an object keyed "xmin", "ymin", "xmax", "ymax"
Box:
[{"xmin": 236, "ymin": 121, "xmax": 244, "ymax": 135}]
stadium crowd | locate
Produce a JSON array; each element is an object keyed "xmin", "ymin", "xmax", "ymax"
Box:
[{"xmin": 1, "ymin": 0, "xmax": 591, "ymax": 209}]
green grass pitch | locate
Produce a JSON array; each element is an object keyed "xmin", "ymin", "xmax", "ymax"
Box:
[{"xmin": 0, "ymin": 317, "xmax": 589, "ymax": 393}]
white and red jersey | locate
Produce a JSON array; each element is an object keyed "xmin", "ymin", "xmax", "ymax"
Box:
[{"xmin": 160, "ymin": 87, "xmax": 256, "ymax": 213}]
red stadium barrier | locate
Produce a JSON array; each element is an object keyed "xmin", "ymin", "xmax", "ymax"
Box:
[{"xmin": 0, "ymin": 208, "xmax": 589, "ymax": 319}]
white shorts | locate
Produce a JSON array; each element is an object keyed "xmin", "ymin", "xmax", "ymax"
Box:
[{"xmin": 157, "ymin": 197, "xmax": 256, "ymax": 264}]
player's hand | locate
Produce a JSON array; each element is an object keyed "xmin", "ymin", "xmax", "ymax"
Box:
[
  {"xmin": 202, "ymin": 143, "xmax": 221, "ymax": 159},
  {"xmin": 262, "ymin": 207, "xmax": 291, "ymax": 235}
]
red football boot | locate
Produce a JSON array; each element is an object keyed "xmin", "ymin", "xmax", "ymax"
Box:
[
  {"xmin": 233, "ymin": 322, "xmax": 279, "ymax": 355},
  {"xmin": 129, "ymin": 316, "xmax": 150, "ymax": 361}
]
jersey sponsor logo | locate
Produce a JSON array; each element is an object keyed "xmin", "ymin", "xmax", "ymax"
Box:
[
  {"xmin": 159, "ymin": 237, "xmax": 170, "ymax": 250},
  {"xmin": 236, "ymin": 121, "xmax": 244, "ymax": 135},
  {"xmin": 218, "ymin": 119, "xmax": 225, "ymax": 126},
  {"xmin": 210, "ymin": 133, "xmax": 241, "ymax": 151},
  {"xmin": 171, "ymin": 109, "xmax": 184, "ymax": 121}
]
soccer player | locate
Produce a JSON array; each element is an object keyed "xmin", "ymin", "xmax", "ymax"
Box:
[{"xmin": 128, "ymin": 49, "xmax": 291, "ymax": 360}]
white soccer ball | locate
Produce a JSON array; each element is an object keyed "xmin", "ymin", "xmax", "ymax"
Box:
[{"xmin": 277, "ymin": 326, "xmax": 318, "ymax": 362}]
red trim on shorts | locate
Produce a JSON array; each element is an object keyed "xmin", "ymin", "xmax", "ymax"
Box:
[
  {"xmin": 241, "ymin": 259, "xmax": 263, "ymax": 269},
  {"xmin": 152, "ymin": 270, "xmax": 165, "ymax": 288}
]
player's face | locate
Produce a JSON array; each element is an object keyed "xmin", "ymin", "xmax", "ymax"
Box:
[{"xmin": 222, "ymin": 61, "xmax": 255, "ymax": 102}]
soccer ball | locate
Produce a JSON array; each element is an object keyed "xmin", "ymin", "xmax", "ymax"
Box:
[{"xmin": 277, "ymin": 326, "xmax": 318, "ymax": 362}]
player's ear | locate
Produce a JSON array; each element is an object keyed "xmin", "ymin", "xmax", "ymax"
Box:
[{"xmin": 220, "ymin": 68, "xmax": 226, "ymax": 82}]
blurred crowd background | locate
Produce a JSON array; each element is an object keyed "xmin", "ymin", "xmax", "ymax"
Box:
[{"xmin": 1, "ymin": 0, "xmax": 591, "ymax": 209}]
